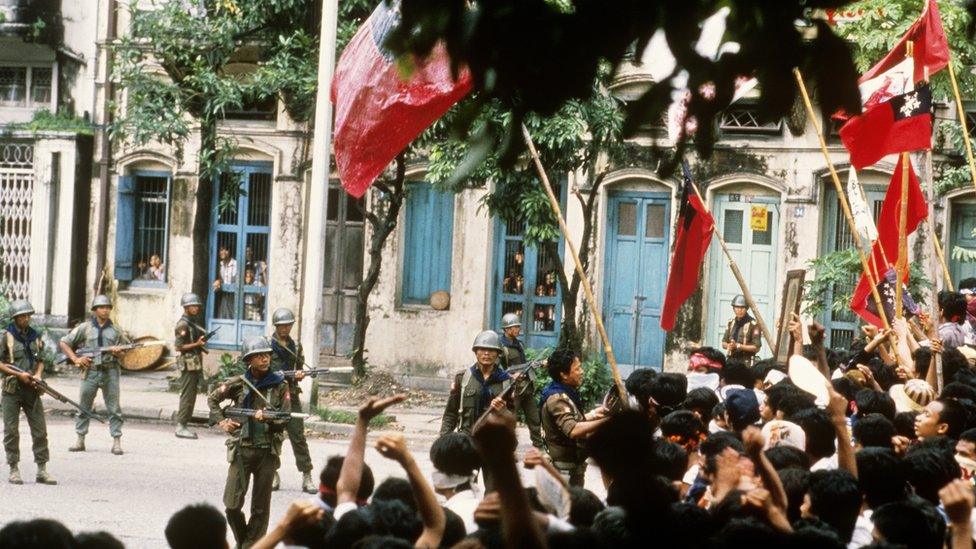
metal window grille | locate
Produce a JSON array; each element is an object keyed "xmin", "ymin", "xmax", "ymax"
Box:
[
  {"xmin": 30, "ymin": 67, "xmax": 51, "ymax": 105},
  {"xmin": 133, "ymin": 176, "xmax": 169, "ymax": 282},
  {"xmin": 0, "ymin": 67, "xmax": 26, "ymax": 106},
  {"xmin": 0, "ymin": 142, "xmax": 33, "ymax": 301},
  {"xmin": 720, "ymin": 106, "xmax": 782, "ymax": 134}
]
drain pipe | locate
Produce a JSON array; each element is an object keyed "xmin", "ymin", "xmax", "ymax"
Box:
[{"xmin": 93, "ymin": 0, "xmax": 117, "ymax": 295}]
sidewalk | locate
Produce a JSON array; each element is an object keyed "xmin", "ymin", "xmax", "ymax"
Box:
[{"xmin": 38, "ymin": 367, "xmax": 455, "ymax": 442}]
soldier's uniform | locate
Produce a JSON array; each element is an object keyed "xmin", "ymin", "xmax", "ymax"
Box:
[
  {"xmin": 60, "ymin": 298, "xmax": 128, "ymax": 446},
  {"xmin": 440, "ymin": 365, "xmax": 513, "ymax": 436},
  {"xmin": 174, "ymin": 308, "xmax": 204, "ymax": 437},
  {"xmin": 208, "ymin": 341, "xmax": 289, "ymax": 548},
  {"xmin": 541, "ymin": 392, "xmax": 588, "ymax": 487},
  {"xmin": 2, "ymin": 300, "xmax": 53, "ymax": 483},
  {"xmin": 269, "ymin": 334, "xmax": 313, "ymax": 477},
  {"xmin": 722, "ymin": 317, "xmax": 763, "ymax": 366},
  {"xmin": 498, "ymin": 333, "xmax": 544, "ymax": 449}
]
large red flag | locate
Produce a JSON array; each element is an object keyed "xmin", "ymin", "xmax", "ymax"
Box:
[
  {"xmin": 850, "ymin": 159, "xmax": 928, "ymax": 326},
  {"xmin": 840, "ymin": 85, "xmax": 933, "ymax": 170},
  {"xmin": 859, "ymin": 0, "xmax": 949, "ymax": 85},
  {"xmin": 661, "ymin": 164, "xmax": 715, "ymax": 331},
  {"xmin": 331, "ymin": 2, "xmax": 472, "ymax": 198}
]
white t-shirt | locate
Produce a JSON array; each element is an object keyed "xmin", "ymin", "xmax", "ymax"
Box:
[
  {"xmin": 848, "ymin": 509, "xmax": 873, "ymax": 548},
  {"xmin": 445, "ymin": 489, "xmax": 480, "ymax": 535}
]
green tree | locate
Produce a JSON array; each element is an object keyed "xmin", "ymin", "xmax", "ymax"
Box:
[{"xmin": 111, "ymin": 0, "xmax": 319, "ymax": 299}]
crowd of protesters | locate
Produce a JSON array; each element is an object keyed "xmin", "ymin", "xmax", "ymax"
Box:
[{"xmin": 10, "ymin": 285, "xmax": 976, "ymax": 548}]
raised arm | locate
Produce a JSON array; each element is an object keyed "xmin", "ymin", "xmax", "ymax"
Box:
[
  {"xmin": 826, "ymin": 383, "xmax": 856, "ymax": 478},
  {"xmin": 336, "ymin": 394, "xmax": 407, "ymax": 506},
  {"xmin": 376, "ymin": 434, "xmax": 446, "ymax": 548},
  {"xmin": 742, "ymin": 427, "xmax": 788, "ymax": 511}
]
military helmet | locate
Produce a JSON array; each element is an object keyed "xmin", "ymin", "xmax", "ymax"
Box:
[
  {"xmin": 731, "ymin": 295, "xmax": 747, "ymax": 308},
  {"xmin": 272, "ymin": 308, "xmax": 296, "ymax": 326},
  {"xmin": 91, "ymin": 295, "xmax": 113, "ymax": 310},
  {"xmin": 501, "ymin": 312, "xmax": 521, "ymax": 329},
  {"xmin": 241, "ymin": 336, "xmax": 273, "ymax": 361},
  {"xmin": 180, "ymin": 293, "xmax": 203, "ymax": 308},
  {"xmin": 9, "ymin": 300, "xmax": 34, "ymax": 318},
  {"xmin": 471, "ymin": 330, "xmax": 503, "ymax": 352}
]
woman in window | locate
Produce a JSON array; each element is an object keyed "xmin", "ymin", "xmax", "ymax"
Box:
[
  {"xmin": 212, "ymin": 246, "xmax": 237, "ymax": 319},
  {"xmin": 146, "ymin": 254, "xmax": 165, "ymax": 281},
  {"xmin": 242, "ymin": 268, "xmax": 264, "ymax": 322}
]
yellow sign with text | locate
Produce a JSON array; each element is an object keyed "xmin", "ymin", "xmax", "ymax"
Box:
[{"xmin": 750, "ymin": 205, "xmax": 768, "ymax": 231}]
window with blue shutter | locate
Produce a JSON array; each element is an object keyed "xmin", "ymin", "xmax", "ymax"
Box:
[
  {"xmin": 401, "ymin": 182, "xmax": 454, "ymax": 306},
  {"xmin": 115, "ymin": 171, "xmax": 172, "ymax": 286},
  {"xmin": 113, "ymin": 175, "xmax": 136, "ymax": 281}
]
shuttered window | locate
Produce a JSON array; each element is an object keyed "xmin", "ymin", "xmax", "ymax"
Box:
[
  {"xmin": 401, "ymin": 182, "xmax": 454, "ymax": 306},
  {"xmin": 114, "ymin": 172, "xmax": 171, "ymax": 285}
]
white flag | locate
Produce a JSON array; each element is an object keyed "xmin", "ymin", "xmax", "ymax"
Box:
[{"xmin": 847, "ymin": 169, "xmax": 878, "ymax": 242}]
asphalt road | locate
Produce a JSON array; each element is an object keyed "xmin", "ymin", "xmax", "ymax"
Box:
[{"xmin": 0, "ymin": 416, "xmax": 435, "ymax": 548}]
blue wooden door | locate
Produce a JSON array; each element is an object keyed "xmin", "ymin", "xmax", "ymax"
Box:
[
  {"xmin": 207, "ymin": 163, "xmax": 273, "ymax": 349},
  {"xmin": 950, "ymin": 203, "xmax": 976, "ymax": 285},
  {"xmin": 603, "ymin": 192, "xmax": 671, "ymax": 376},
  {"xmin": 705, "ymin": 195, "xmax": 779, "ymax": 358},
  {"xmin": 820, "ymin": 186, "xmax": 885, "ymax": 350}
]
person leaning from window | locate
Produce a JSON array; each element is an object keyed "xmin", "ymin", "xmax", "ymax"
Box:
[
  {"xmin": 540, "ymin": 348, "xmax": 610, "ymax": 487},
  {"xmin": 213, "ymin": 246, "xmax": 238, "ymax": 319},
  {"xmin": 146, "ymin": 253, "xmax": 165, "ymax": 281},
  {"xmin": 721, "ymin": 294, "xmax": 762, "ymax": 366}
]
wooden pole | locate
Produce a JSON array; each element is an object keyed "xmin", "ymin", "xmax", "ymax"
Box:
[
  {"xmin": 947, "ymin": 57, "xmax": 976, "ymax": 196},
  {"xmin": 923, "ymin": 149, "xmax": 946, "ymax": 392},
  {"xmin": 793, "ymin": 68, "xmax": 892, "ymax": 330},
  {"xmin": 520, "ymin": 124, "xmax": 628, "ymax": 405},
  {"xmin": 688, "ymin": 184, "xmax": 776, "ymax": 350},
  {"xmin": 896, "ymin": 153, "xmax": 910, "ymax": 318}
]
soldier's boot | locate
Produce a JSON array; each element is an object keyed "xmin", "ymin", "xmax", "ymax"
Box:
[
  {"xmin": 8, "ymin": 464, "xmax": 22, "ymax": 485},
  {"xmin": 68, "ymin": 435, "xmax": 85, "ymax": 452},
  {"xmin": 271, "ymin": 471, "xmax": 280, "ymax": 491},
  {"xmin": 302, "ymin": 471, "xmax": 316, "ymax": 494},
  {"xmin": 35, "ymin": 463, "xmax": 57, "ymax": 485},
  {"xmin": 175, "ymin": 424, "xmax": 198, "ymax": 440},
  {"xmin": 111, "ymin": 437, "xmax": 123, "ymax": 456}
]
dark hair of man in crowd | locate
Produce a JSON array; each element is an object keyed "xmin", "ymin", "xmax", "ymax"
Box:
[
  {"xmin": 872, "ymin": 496, "xmax": 946, "ymax": 549},
  {"xmin": 354, "ymin": 535, "xmax": 413, "ymax": 549},
  {"xmin": 326, "ymin": 500, "xmax": 422, "ymax": 548},
  {"xmin": 855, "ymin": 448, "xmax": 907, "ymax": 510},
  {"xmin": 806, "ymin": 469, "xmax": 861, "ymax": 543},
  {"xmin": 649, "ymin": 373, "xmax": 688, "ymax": 417},
  {"xmin": 935, "ymin": 398, "xmax": 969, "ymax": 440},
  {"xmin": 721, "ymin": 359, "xmax": 754, "ymax": 387},
  {"xmin": 700, "ymin": 431, "xmax": 745, "ymax": 475},
  {"xmin": 769, "ymin": 384, "xmax": 815, "ymax": 418},
  {"xmin": 684, "ymin": 387, "xmax": 720, "ymax": 425},
  {"xmin": 75, "ymin": 531, "xmax": 125, "ymax": 549},
  {"xmin": 893, "ymin": 411, "xmax": 920, "ymax": 440},
  {"xmin": 591, "ymin": 506, "xmax": 633, "ymax": 547},
  {"xmin": 913, "ymin": 347, "xmax": 932, "ymax": 380},
  {"xmin": 792, "ymin": 521, "xmax": 846, "ymax": 549},
  {"xmin": 940, "ymin": 290, "xmax": 967, "ymax": 324},
  {"xmin": 852, "ymin": 413, "xmax": 896, "ymax": 450},
  {"xmin": 0, "ymin": 519, "xmax": 75, "ymax": 549},
  {"xmin": 625, "ymin": 368, "xmax": 656, "ymax": 415},
  {"xmin": 711, "ymin": 516, "xmax": 782, "ymax": 547},
  {"xmin": 669, "ymin": 502, "xmax": 718, "ymax": 546},
  {"xmin": 650, "ymin": 440, "xmax": 688, "ymax": 481},
  {"xmin": 373, "ymin": 477, "xmax": 417, "ymax": 512},
  {"xmin": 962, "ymin": 427, "xmax": 976, "ymax": 444},
  {"xmin": 547, "ymin": 348, "xmax": 578, "ymax": 382},
  {"xmin": 164, "ymin": 503, "xmax": 227, "ymax": 549},
  {"xmin": 904, "ymin": 437, "xmax": 962, "ymax": 504},
  {"xmin": 831, "ymin": 377, "xmax": 861, "ymax": 405},
  {"xmin": 712, "ymin": 402, "xmax": 726, "ymax": 425},
  {"xmin": 661, "ymin": 410, "xmax": 704, "ymax": 441},
  {"xmin": 942, "ymin": 382, "xmax": 976, "ymax": 402},
  {"xmin": 777, "ymin": 467, "xmax": 810, "ymax": 523},
  {"xmin": 430, "ymin": 432, "xmax": 481, "ymax": 480},
  {"xmin": 954, "ymin": 368, "xmax": 976, "ymax": 388},
  {"xmin": 568, "ymin": 486, "xmax": 606, "ymax": 528},
  {"xmin": 586, "ymin": 410, "xmax": 657, "ymax": 482},
  {"xmin": 692, "ymin": 346, "xmax": 726, "ymax": 369},
  {"xmin": 440, "ymin": 507, "xmax": 466, "ymax": 548},
  {"xmin": 751, "ymin": 359, "xmax": 778, "ymax": 388},
  {"xmin": 941, "ymin": 348, "xmax": 970, "ymax": 389},
  {"xmin": 790, "ymin": 408, "xmax": 836, "ymax": 462},
  {"xmin": 854, "ymin": 389, "xmax": 895, "ymax": 420},
  {"xmin": 961, "ymin": 277, "xmax": 976, "ymax": 292},
  {"xmin": 321, "ymin": 455, "xmax": 375, "ymax": 508},
  {"xmin": 764, "ymin": 445, "xmax": 811, "ymax": 471}
]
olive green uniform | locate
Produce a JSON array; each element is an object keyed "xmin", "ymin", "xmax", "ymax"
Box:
[
  {"xmin": 2, "ymin": 326, "xmax": 49, "ymax": 466},
  {"xmin": 440, "ymin": 366, "xmax": 512, "ymax": 436},
  {"xmin": 268, "ymin": 336, "xmax": 312, "ymax": 474},
  {"xmin": 208, "ymin": 370, "xmax": 289, "ymax": 548},
  {"xmin": 541, "ymin": 392, "xmax": 587, "ymax": 487},
  {"xmin": 499, "ymin": 334, "xmax": 543, "ymax": 449},
  {"xmin": 722, "ymin": 317, "xmax": 763, "ymax": 366},
  {"xmin": 174, "ymin": 316, "xmax": 204, "ymax": 425},
  {"xmin": 60, "ymin": 319, "xmax": 128, "ymax": 438}
]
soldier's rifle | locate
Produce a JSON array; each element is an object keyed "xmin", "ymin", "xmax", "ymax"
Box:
[
  {"xmin": 281, "ymin": 367, "xmax": 353, "ymax": 379},
  {"xmin": 4, "ymin": 363, "xmax": 107, "ymax": 423},
  {"xmin": 67, "ymin": 340, "xmax": 166, "ymax": 359},
  {"xmin": 471, "ymin": 360, "xmax": 544, "ymax": 432},
  {"xmin": 222, "ymin": 406, "xmax": 309, "ymax": 421}
]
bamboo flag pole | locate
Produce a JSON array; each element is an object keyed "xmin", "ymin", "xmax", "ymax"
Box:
[
  {"xmin": 924, "ymin": 148, "xmax": 946, "ymax": 392},
  {"xmin": 520, "ymin": 124, "xmax": 628, "ymax": 404},
  {"xmin": 793, "ymin": 68, "xmax": 892, "ymax": 330},
  {"xmin": 687, "ymin": 184, "xmax": 776, "ymax": 350},
  {"xmin": 896, "ymin": 152, "xmax": 910, "ymax": 318}
]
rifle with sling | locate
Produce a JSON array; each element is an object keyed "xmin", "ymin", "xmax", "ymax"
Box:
[
  {"xmin": 470, "ymin": 360, "xmax": 544, "ymax": 432},
  {"xmin": 281, "ymin": 367, "xmax": 353, "ymax": 379},
  {"xmin": 4, "ymin": 362, "xmax": 106, "ymax": 423},
  {"xmin": 222, "ymin": 406, "xmax": 309, "ymax": 421}
]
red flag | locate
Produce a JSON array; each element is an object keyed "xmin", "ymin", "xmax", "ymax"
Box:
[
  {"xmin": 661, "ymin": 164, "xmax": 715, "ymax": 331},
  {"xmin": 859, "ymin": 0, "xmax": 949, "ymax": 84},
  {"xmin": 331, "ymin": 2, "xmax": 472, "ymax": 198},
  {"xmin": 840, "ymin": 85, "xmax": 932, "ymax": 170},
  {"xmin": 850, "ymin": 159, "xmax": 928, "ymax": 326}
]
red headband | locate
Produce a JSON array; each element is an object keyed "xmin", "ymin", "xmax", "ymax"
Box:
[{"xmin": 689, "ymin": 353, "xmax": 722, "ymax": 371}]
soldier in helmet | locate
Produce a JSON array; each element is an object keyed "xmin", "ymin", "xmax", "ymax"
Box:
[
  {"xmin": 174, "ymin": 293, "xmax": 208, "ymax": 440},
  {"xmin": 267, "ymin": 307, "xmax": 315, "ymax": 494},
  {"xmin": 59, "ymin": 295, "xmax": 130, "ymax": 455},
  {"xmin": 440, "ymin": 330, "xmax": 513, "ymax": 436},
  {"xmin": 498, "ymin": 312, "xmax": 544, "ymax": 449},
  {"xmin": 0, "ymin": 300, "xmax": 56, "ymax": 485},
  {"xmin": 721, "ymin": 294, "xmax": 762, "ymax": 366},
  {"xmin": 208, "ymin": 336, "xmax": 289, "ymax": 548}
]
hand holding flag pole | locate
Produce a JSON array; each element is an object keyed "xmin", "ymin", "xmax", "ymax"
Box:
[{"xmin": 793, "ymin": 68, "xmax": 891, "ymax": 331}]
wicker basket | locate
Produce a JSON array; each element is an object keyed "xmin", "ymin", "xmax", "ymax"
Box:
[{"xmin": 121, "ymin": 336, "xmax": 166, "ymax": 371}]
